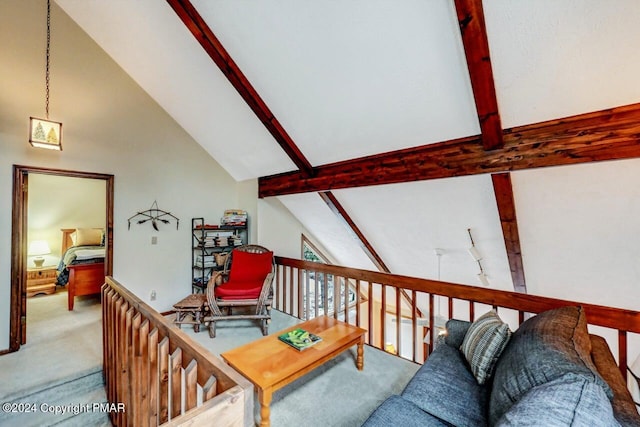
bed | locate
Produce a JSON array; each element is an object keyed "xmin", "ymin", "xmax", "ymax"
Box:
[{"xmin": 56, "ymin": 228, "xmax": 106, "ymax": 310}]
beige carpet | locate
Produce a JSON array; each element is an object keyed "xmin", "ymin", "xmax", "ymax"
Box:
[
  {"xmin": 0, "ymin": 291, "xmax": 419, "ymax": 426},
  {"xmin": 0, "ymin": 290, "xmax": 102, "ymax": 400}
]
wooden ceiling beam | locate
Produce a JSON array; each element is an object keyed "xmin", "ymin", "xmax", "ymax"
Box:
[
  {"xmin": 319, "ymin": 191, "xmax": 390, "ymax": 273},
  {"xmin": 454, "ymin": 0, "xmax": 503, "ymax": 150},
  {"xmin": 491, "ymin": 173, "xmax": 526, "ymax": 293},
  {"xmin": 166, "ymin": 0, "xmax": 314, "ymax": 177},
  {"xmin": 319, "ymin": 191, "xmax": 424, "ymax": 319},
  {"xmin": 259, "ymin": 102, "xmax": 640, "ymax": 197}
]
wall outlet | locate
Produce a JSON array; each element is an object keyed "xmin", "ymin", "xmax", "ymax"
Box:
[
  {"xmin": 151, "ymin": 236, "xmax": 158, "ymax": 245},
  {"xmin": 150, "ymin": 290, "xmax": 157, "ymax": 301}
]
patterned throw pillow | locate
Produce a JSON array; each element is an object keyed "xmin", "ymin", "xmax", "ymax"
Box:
[{"xmin": 461, "ymin": 310, "xmax": 512, "ymax": 385}]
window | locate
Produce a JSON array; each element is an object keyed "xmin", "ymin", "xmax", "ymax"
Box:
[{"xmin": 301, "ymin": 235, "xmax": 357, "ymax": 320}]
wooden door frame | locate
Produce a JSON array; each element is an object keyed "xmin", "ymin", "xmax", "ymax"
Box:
[{"xmin": 7, "ymin": 165, "xmax": 114, "ymax": 353}]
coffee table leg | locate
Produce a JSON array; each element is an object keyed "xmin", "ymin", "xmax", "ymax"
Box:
[
  {"xmin": 258, "ymin": 387, "xmax": 272, "ymax": 427},
  {"xmin": 357, "ymin": 335, "xmax": 364, "ymax": 370}
]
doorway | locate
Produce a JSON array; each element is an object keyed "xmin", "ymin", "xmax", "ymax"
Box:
[{"xmin": 9, "ymin": 165, "xmax": 114, "ymax": 352}]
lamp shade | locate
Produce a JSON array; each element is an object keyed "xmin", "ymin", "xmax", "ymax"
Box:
[
  {"xmin": 29, "ymin": 117, "xmax": 62, "ymax": 150},
  {"xmin": 468, "ymin": 246, "xmax": 482, "ymax": 261},
  {"xmin": 477, "ymin": 272, "xmax": 490, "ymax": 287},
  {"xmin": 28, "ymin": 240, "xmax": 51, "ymax": 256}
]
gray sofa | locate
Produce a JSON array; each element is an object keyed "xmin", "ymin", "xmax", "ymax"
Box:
[{"xmin": 363, "ymin": 306, "xmax": 640, "ymax": 426}]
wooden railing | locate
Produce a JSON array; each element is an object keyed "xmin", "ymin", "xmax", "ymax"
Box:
[
  {"xmin": 102, "ymin": 277, "xmax": 253, "ymax": 427},
  {"xmin": 273, "ymin": 257, "xmax": 640, "ymax": 379}
]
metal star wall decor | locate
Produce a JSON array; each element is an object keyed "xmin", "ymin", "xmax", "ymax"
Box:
[{"xmin": 128, "ymin": 201, "xmax": 179, "ymax": 231}]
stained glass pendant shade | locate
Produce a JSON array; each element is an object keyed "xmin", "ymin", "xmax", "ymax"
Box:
[{"xmin": 29, "ymin": 117, "xmax": 62, "ymax": 150}]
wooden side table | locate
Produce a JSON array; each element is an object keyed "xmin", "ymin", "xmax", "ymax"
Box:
[
  {"xmin": 26, "ymin": 266, "xmax": 58, "ymax": 297},
  {"xmin": 173, "ymin": 293, "xmax": 208, "ymax": 332}
]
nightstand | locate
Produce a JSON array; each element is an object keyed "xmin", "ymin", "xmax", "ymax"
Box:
[{"xmin": 26, "ymin": 266, "xmax": 58, "ymax": 297}]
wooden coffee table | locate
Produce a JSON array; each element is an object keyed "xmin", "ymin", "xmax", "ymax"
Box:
[{"xmin": 221, "ymin": 315, "xmax": 366, "ymax": 427}]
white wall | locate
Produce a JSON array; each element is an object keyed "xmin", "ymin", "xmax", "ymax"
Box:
[
  {"xmin": 0, "ymin": 1, "xmax": 242, "ymax": 350},
  {"xmin": 257, "ymin": 198, "xmax": 306, "ymax": 258},
  {"xmin": 28, "ymin": 174, "xmax": 106, "ymax": 267}
]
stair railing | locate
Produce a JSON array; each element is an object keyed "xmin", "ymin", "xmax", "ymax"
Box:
[{"xmin": 102, "ymin": 277, "xmax": 253, "ymax": 426}]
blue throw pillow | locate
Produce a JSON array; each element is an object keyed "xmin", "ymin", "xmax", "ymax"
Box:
[{"xmin": 496, "ymin": 373, "xmax": 620, "ymax": 426}]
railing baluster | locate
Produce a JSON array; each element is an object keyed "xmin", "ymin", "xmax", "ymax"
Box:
[
  {"xmin": 333, "ymin": 274, "xmax": 340, "ymax": 320},
  {"xmin": 412, "ymin": 290, "xmax": 417, "ymax": 363},
  {"xmin": 304, "ymin": 270, "xmax": 318, "ymax": 320},
  {"xmin": 395, "ymin": 287, "xmax": 401, "ymax": 356},
  {"xmin": 619, "ymin": 330, "xmax": 628, "ymax": 380},
  {"xmin": 368, "ymin": 282, "xmax": 373, "ymax": 345},
  {"xmin": 148, "ymin": 328, "xmax": 159, "ymax": 426},
  {"xmin": 381, "ymin": 284, "xmax": 386, "ymax": 349},
  {"xmin": 184, "ymin": 359, "xmax": 198, "ymax": 411},
  {"xmin": 428, "ymin": 294, "xmax": 434, "ymax": 354},
  {"xmin": 202, "ymin": 375, "xmax": 217, "ymax": 401},
  {"xmin": 276, "ymin": 264, "xmax": 282, "ymax": 311},
  {"xmin": 297, "ymin": 268, "xmax": 303, "ymax": 319},
  {"xmin": 158, "ymin": 337, "xmax": 170, "ymax": 424},
  {"xmin": 139, "ymin": 319, "xmax": 150, "ymax": 427},
  {"xmin": 131, "ymin": 313, "xmax": 142, "ymax": 426},
  {"xmin": 169, "ymin": 348, "xmax": 182, "ymax": 419},
  {"xmin": 286, "ymin": 268, "xmax": 299, "ymax": 316},
  {"xmin": 322, "ymin": 273, "xmax": 328, "ymax": 317},
  {"xmin": 356, "ymin": 279, "xmax": 361, "ymax": 328},
  {"xmin": 339, "ymin": 277, "xmax": 351, "ymax": 323},
  {"xmin": 282, "ymin": 267, "xmax": 293, "ymax": 313}
]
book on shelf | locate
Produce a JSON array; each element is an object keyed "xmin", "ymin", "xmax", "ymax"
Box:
[{"xmin": 278, "ymin": 328, "xmax": 322, "ymax": 351}]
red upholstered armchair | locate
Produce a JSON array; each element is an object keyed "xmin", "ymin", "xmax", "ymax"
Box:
[{"xmin": 204, "ymin": 245, "xmax": 275, "ymax": 338}]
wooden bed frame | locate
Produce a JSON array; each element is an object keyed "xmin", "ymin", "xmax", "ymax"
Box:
[{"xmin": 61, "ymin": 228, "xmax": 105, "ymax": 310}]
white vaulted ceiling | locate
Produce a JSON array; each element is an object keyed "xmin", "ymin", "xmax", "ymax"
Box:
[{"xmin": 55, "ymin": 0, "xmax": 640, "ymax": 309}]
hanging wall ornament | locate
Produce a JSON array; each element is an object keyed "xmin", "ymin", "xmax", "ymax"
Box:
[{"xmin": 128, "ymin": 201, "xmax": 179, "ymax": 231}]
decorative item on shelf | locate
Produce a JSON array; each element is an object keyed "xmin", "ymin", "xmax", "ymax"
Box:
[
  {"xmin": 29, "ymin": 0, "xmax": 62, "ymax": 151},
  {"xmin": 28, "ymin": 240, "xmax": 51, "ymax": 267},
  {"xmin": 128, "ymin": 201, "xmax": 179, "ymax": 231},
  {"xmin": 468, "ymin": 228, "xmax": 490, "ymax": 286},
  {"xmin": 213, "ymin": 252, "xmax": 229, "ymax": 266},
  {"xmin": 221, "ymin": 209, "xmax": 247, "ymax": 226},
  {"xmin": 191, "ymin": 217, "xmax": 248, "ymax": 293}
]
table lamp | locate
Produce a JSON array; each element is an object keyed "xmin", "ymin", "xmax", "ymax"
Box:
[{"xmin": 28, "ymin": 240, "xmax": 51, "ymax": 267}]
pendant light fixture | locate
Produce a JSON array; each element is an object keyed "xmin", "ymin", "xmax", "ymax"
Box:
[
  {"xmin": 29, "ymin": 0, "xmax": 62, "ymax": 150},
  {"xmin": 468, "ymin": 228, "xmax": 490, "ymax": 286}
]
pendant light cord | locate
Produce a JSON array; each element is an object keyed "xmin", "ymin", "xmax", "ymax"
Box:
[{"xmin": 45, "ymin": 0, "xmax": 51, "ymax": 119}]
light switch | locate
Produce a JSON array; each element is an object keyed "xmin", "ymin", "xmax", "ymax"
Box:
[{"xmin": 151, "ymin": 236, "xmax": 158, "ymax": 245}]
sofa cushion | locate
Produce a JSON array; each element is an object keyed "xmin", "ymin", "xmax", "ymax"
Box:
[
  {"xmin": 489, "ymin": 306, "xmax": 613, "ymax": 425},
  {"xmin": 461, "ymin": 310, "xmax": 512, "ymax": 385},
  {"xmin": 444, "ymin": 319, "xmax": 471, "ymax": 348},
  {"xmin": 496, "ymin": 373, "xmax": 620, "ymax": 427},
  {"xmin": 362, "ymin": 395, "xmax": 451, "ymax": 427},
  {"xmin": 589, "ymin": 334, "xmax": 640, "ymax": 426},
  {"xmin": 402, "ymin": 343, "xmax": 488, "ymax": 427}
]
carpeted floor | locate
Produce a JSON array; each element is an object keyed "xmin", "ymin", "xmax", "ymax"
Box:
[
  {"xmin": 0, "ymin": 290, "xmax": 102, "ymax": 401},
  {"xmin": 0, "ymin": 291, "xmax": 420, "ymax": 426},
  {"xmin": 177, "ymin": 312, "xmax": 421, "ymax": 426}
]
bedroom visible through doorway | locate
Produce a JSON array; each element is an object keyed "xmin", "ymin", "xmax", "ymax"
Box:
[{"xmin": 9, "ymin": 165, "xmax": 114, "ymax": 353}]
